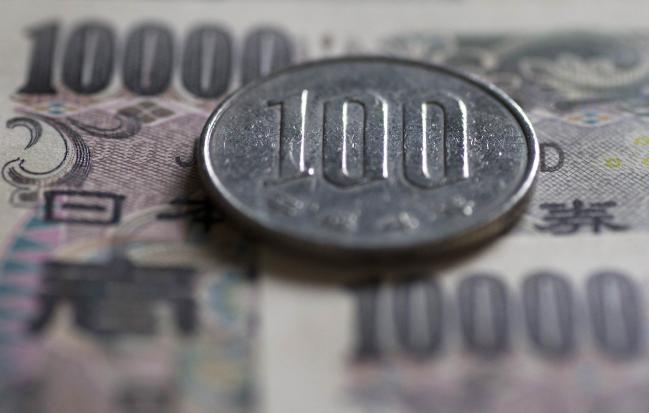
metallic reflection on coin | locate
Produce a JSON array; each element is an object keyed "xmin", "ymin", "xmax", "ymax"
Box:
[{"xmin": 200, "ymin": 57, "xmax": 538, "ymax": 258}]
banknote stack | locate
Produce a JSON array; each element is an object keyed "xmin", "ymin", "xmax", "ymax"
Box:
[{"xmin": 2, "ymin": 1, "xmax": 649, "ymax": 412}]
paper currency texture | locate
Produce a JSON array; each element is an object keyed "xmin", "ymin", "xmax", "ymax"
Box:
[{"xmin": 1, "ymin": 1, "xmax": 649, "ymax": 413}]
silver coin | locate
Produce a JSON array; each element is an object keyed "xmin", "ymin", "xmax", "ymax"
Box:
[{"xmin": 200, "ymin": 57, "xmax": 538, "ymax": 258}]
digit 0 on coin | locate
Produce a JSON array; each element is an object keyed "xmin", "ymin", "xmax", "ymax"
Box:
[{"xmin": 200, "ymin": 58, "xmax": 538, "ymax": 258}]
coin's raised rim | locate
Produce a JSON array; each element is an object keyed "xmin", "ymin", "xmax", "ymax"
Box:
[{"xmin": 199, "ymin": 56, "xmax": 539, "ymax": 258}]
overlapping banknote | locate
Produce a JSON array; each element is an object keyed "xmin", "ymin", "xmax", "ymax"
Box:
[{"xmin": 2, "ymin": 1, "xmax": 649, "ymax": 412}]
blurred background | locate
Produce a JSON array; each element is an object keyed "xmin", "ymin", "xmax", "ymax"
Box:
[{"xmin": 1, "ymin": 1, "xmax": 649, "ymax": 412}]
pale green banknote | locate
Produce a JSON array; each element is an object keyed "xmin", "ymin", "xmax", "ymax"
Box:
[{"xmin": 0, "ymin": 1, "xmax": 648, "ymax": 413}]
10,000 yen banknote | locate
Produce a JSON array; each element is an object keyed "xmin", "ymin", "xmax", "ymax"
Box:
[
  {"xmin": 2, "ymin": 1, "xmax": 649, "ymax": 413},
  {"xmin": 0, "ymin": 1, "xmax": 303, "ymax": 412},
  {"xmin": 263, "ymin": 234, "xmax": 649, "ymax": 413},
  {"xmin": 258, "ymin": 2, "xmax": 649, "ymax": 413}
]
